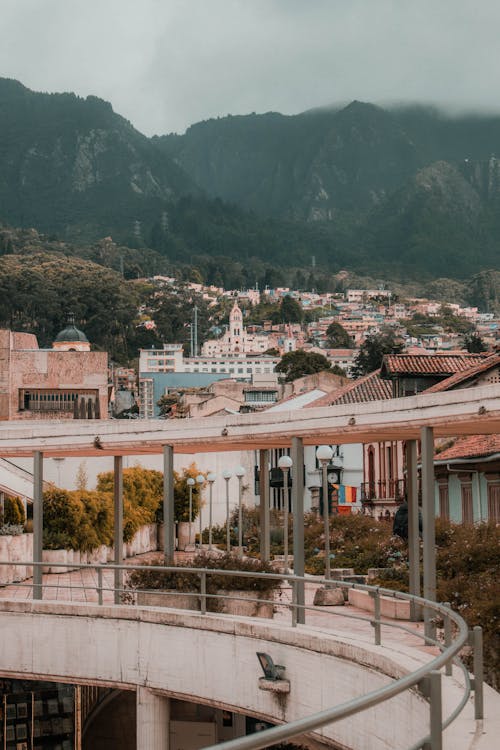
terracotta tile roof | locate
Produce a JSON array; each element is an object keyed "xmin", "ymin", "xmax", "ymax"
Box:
[
  {"xmin": 381, "ymin": 353, "xmax": 486, "ymax": 378},
  {"xmin": 306, "ymin": 369, "xmax": 393, "ymax": 407},
  {"xmin": 424, "ymin": 353, "xmax": 500, "ymax": 393},
  {"xmin": 435, "ymin": 434, "xmax": 500, "ymax": 462}
]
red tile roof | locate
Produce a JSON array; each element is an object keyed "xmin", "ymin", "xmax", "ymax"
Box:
[
  {"xmin": 425, "ymin": 353, "xmax": 500, "ymax": 393},
  {"xmin": 381, "ymin": 353, "xmax": 486, "ymax": 378},
  {"xmin": 306, "ymin": 369, "xmax": 392, "ymax": 407},
  {"xmin": 435, "ymin": 434, "xmax": 500, "ymax": 462}
]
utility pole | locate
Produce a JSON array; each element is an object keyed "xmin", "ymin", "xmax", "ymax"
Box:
[{"xmin": 193, "ymin": 305, "xmax": 198, "ymax": 357}]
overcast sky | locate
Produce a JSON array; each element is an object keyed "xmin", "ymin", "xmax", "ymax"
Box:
[{"xmin": 2, "ymin": 0, "xmax": 500, "ymax": 136}]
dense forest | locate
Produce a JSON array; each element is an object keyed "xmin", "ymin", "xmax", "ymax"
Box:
[{"xmin": 1, "ymin": 78, "xmax": 500, "ymax": 280}]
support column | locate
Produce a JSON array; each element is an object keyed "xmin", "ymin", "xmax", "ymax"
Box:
[
  {"xmin": 421, "ymin": 426, "xmax": 436, "ymax": 639},
  {"xmin": 113, "ymin": 455, "xmax": 123, "ymax": 605},
  {"xmin": 137, "ymin": 688, "xmax": 169, "ymax": 750},
  {"xmin": 407, "ymin": 440, "xmax": 420, "ymax": 621},
  {"xmin": 33, "ymin": 451, "xmax": 43, "ymax": 600},
  {"xmin": 259, "ymin": 449, "xmax": 270, "ymax": 562},
  {"xmin": 163, "ymin": 445, "xmax": 175, "ymax": 564},
  {"xmin": 291, "ymin": 436, "xmax": 305, "ymax": 625}
]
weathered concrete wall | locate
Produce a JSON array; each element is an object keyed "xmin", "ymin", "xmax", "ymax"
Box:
[
  {"xmin": 0, "ymin": 602, "xmax": 430, "ymax": 750},
  {"xmin": 42, "ymin": 523, "xmax": 158, "ymax": 573},
  {"xmin": 0, "ymin": 532, "xmax": 33, "ymax": 583}
]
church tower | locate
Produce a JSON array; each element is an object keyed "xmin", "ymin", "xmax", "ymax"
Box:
[{"xmin": 229, "ymin": 301, "xmax": 244, "ymax": 353}]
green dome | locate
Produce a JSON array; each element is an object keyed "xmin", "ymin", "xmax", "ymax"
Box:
[{"xmin": 54, "ymin": 324, "xmax": 89, "ymax": 343}]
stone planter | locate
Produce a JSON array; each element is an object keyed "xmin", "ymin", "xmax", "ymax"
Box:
[
  {"xmin": 136, "ymin": 590, "xmax": 200, "ymax": 611},
  {"xmin": 177, "ymin": 521, "xmax": 196, "ymax": 551},
  {"xmin": 214, "ymin": 589, "xmax": 275, "ymax": 618},
  {"xmin": 0, "ymin": 533, "xmax": 33, "ymax": 584}
]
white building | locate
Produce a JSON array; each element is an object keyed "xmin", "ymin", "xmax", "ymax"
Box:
[{"xmin": 201, "ymin": 302, "xmax": 270, "ymax": 357}]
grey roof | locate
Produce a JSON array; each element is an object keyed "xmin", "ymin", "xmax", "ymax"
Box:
[{"xmin": 54, "ymin": 324, "xmax": 89, "ymax": 343}]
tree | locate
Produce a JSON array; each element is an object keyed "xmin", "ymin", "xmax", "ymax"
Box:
[
  {"xmin": 173, "ymin": 464, "xmax": 204, "ymax": 522},
  {"xmin": 352, "ymin": 331, "xmax": 403, "ymax": 377},
  {"xmin": 157, "ymin": 393, "xmax": 180, "ymax": 418},
  {"xmin": 276, "ymin": 349, "xmax": 334, "ymax": 382},
  {"xmin": 279, "ymin": 296, "xmax": 303, "ymax": 323},
  {"xmin": 463, "ymin": 332, "xmax": 488, "ymax": 353},
  {"xmin": 325, "ymin": 321, "xmax": 353, "ymax": 349}
]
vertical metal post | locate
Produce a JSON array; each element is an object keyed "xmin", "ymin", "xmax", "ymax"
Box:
[
  {"xmin": 322, "ymin": 462, "xmax": 331, "ymax": 580},
  {"xmin": 421, "ymin": 426, "xmax": 436, "ymax": 639},
  {"xmin": 259, "ymin": 449, "xmax": 270, "ymax": 562},
  {"xmin": 291, "ymin": 580, "xmax": 298, "ymax": 628},
  {"xmin": 372, "ymin": 589, "xmax": 381, "ymax": 645},
  {"xmin": 97, "ymin": 567, "xmax": 103, "ymax": 606},
  {"xmin": 163, "ymin": 445, "xmax": 175, "ymax": 564},
  {"xmin": 199, "ymin": 486, "xmax": 203, "ymax": 549},
  {"xmin": 291, "ymin": 437, "xmax": 305, "ymax": 624},
  {"xmin": 237, "ymin": 476, "xmax": 243, "ymax": 556},
  {"xmin": 113, "ymin": 455, "xmax": 123, "ymax": 605},
  {"xmin": 407, "ymin": 439, "xmax": 420, "ymax": 621},
  {"xmin": 188, "ymin": 486, "xmax": 193, "ymax": 546},
  {"xmin": 33, "ymin": 451, "xmax": 43, "ymax": 600},
  {"xmin": 225, "ymin": 478, "xmax": 231, "ymax": 552},
  {"xmin": 200, "ymin": 572, "xmax": 207, "ymax": 615},
  {"xmin": 283, "ymin": 469, "xmax": 289, "ymax": 573},
  {"xmin": 208, "ymin": 481, "xmax": 213, "ymax": 550},
  {"xmin": 473, "ymin": 626, "xmax": 484, "ymax": 720},
  {"xmin": 443, "ymin": 604, "xmax": 452, "ymax": 676},
  {"xmin": 429, "ymin": 670, "xmax": 443, "ymax": 750}
]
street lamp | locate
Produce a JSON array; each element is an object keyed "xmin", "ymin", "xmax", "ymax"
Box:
[
  {"xmin": 187, "ymin": 477, "xmax": 195, "ymax": 548},
  {"xmin": 235, "ymin": 465, "xmax": 246, "ymax": 557},
  {"xmin": 196, "ymin": 474, "xmax": 205, "ymax": 549},
  {"xmin": 316, "ymin": 445, "xmax": 334, "ymax": 580},
  {"xmin": 278, "ymin": 455, "xmax": 293, "ymax": 573},
  {"xmin": 222, "ymin": 470, "xmax": 232, "ymax": 552},
  {"xmin": 207, "ymin": 472, "xmax": 216, "ymax": 550}
]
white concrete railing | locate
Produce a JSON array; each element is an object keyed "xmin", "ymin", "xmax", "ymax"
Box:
[{"xmin": 0, "ymin": 561, "xmax": 486, "ymax": 750}]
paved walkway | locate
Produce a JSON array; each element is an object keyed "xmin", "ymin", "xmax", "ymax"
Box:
[{"xmin": 1, "ymin": 551, "xmax": 498, "ymax": 750}]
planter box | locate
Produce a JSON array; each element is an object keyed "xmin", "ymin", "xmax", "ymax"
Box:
[
  {"xmin": 215, "ymin": 590, "xmax": 274, "ymax": 619},
  {"xmin": 348, "ymin": 588, "xmax": 411, "ymax": 620},
  {"xmin": 0, "ymin": 533, "xmax": 33, "ymax": 584},
  {"xmin": 177, "ymin": 521, "xmax": 196, "ymax": 551},
  {"xmin": 136, "ymin": 590, "xmax": 200, "ymax": 611},
  {"xmin": 42, "ymin": 523, "xmax": 159, "ymax": 573}
]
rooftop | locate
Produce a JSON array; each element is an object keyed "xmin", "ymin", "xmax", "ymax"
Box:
[
  {"xmin": 435, "ymin": 434, "xmax": 500, "ymax": 461},
  {"xmin": 381, "ymin": 353, "xmax": 486, "ymax": 378},
  {"xmin": 306, "ymin": 369, "xmax": 392, "ymax": 408}
]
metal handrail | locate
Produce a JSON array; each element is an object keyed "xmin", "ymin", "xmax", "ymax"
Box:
[{"xmin": 0, "ymin": 560, "xmax": 480, "ymax": 750}]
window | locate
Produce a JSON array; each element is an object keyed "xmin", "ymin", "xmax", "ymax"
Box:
[
  {"xmin": 461, "ymin": 483, "xmax": 473, "ymax": 524},
  {"xmin": 438, "ymin": 483, "xmax": 449, "ymax": 519},
  {"xmin": 487, "ymin": 483, "xmax": 500, "ymax": 522}
]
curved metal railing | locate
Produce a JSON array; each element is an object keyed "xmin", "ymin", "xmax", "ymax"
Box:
[{"xmin": 0, "ymin": 560, "xmax": 484, "ymax": 750}]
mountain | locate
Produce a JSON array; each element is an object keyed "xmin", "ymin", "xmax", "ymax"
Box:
[
  {"xmin": 1, "ymin": 77, "xmax": 500, "ymax": 280},
  {"xmin": 0, "ymin": 78, "xmax": 197, "ymax": 242}
]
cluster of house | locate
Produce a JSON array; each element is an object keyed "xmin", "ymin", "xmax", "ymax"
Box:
[{"xmin": 0, "ymin": 290, "xmax": 499, "ymax": 526}]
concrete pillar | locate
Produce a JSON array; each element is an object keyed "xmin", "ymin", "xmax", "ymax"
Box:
[
  {"xmin": 114, "ymin": 455, "xmax": 124, "ymax": 605},
  {"xmin": 406, "ymin": 440, "xmax": 420, "ymax": 621},
  {"xmin": 259, "ymin": 449, "xmax": 270, "ymax": 562},
  {"xmin": 291, "ymin": 436, "xmax": 305, "ymax": 624},
  {"xmin": 136, "ymin": 687, "xmax": 169, "ymax": 750},
  {"xmin": 420, "ymin": 426, "xmax": 436, "ymax": 639},
  {"xmin": 163, "ymin": 445, "xmax": 175, "ymax": 564},
  {"xmin": 33, "ymin": 451, "xmax": 43, "ymax": 600}
]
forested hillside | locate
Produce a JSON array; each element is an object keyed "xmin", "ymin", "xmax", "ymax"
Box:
[{"xmin": 1, "ymin": 78, "xmax": 500, "ymax": 280}]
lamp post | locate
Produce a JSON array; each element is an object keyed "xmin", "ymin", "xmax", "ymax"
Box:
[
  {"xmin": 278, "ymin": 455, "xmax": 293, "ymax": 573},
  {"xmin": 207, "ymin": 472, "xmax": 216, "ymax": 550},
  {"xmin": 196, "ymin": 474, "xmax": 205, "ymax": 549},
  {"xmin": 316, "ymin": 445, "xmax": 334, "ymax": 580},
  {"xmin": 187, "ymin": 477, "xmax": 195, "ymax": 548},
  {"xmin": 222, "ymin": 470, "xmax": 232, "ymax": 552},
  {"xmin": 235, "ymin": 466, "xmax": 246, "ymax": 557}
]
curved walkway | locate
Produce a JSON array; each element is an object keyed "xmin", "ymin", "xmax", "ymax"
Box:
[{"xmin": 0, "ymin": 556, "xmax": 498, "ymax": 750}]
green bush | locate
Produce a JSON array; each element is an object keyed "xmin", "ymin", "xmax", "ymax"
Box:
[
  {"xmin": 126, "ymin": 552, "xmax": 281, "ymax": 597},
  {"xmin": 2, "ymin": 496, "xmax": 26, "ymax": 526}
]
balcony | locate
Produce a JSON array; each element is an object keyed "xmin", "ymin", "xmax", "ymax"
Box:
[{"xmin": 360, "ymin": 479, "xmax": 406, "ymax": 503}]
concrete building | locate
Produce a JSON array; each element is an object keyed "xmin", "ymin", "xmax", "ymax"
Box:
[{"xmin": 0, "ymin": 328, "xmax": 108, "ymax": 421}]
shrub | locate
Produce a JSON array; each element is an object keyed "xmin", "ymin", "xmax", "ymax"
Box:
[
  {"xmin": 173, "ymin": 464, "xmax": 203, "ymax": 522},
  {"xmin": 97, "ymin": 466, "xmax": 163, "ymax": 540},
  {"xmin": 2, "ymin": 496, "xmax": 25, "ymax": 526},
  {"xmin": 126, "ymin": 552, "xmax": 281, "ymax": 597}
]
